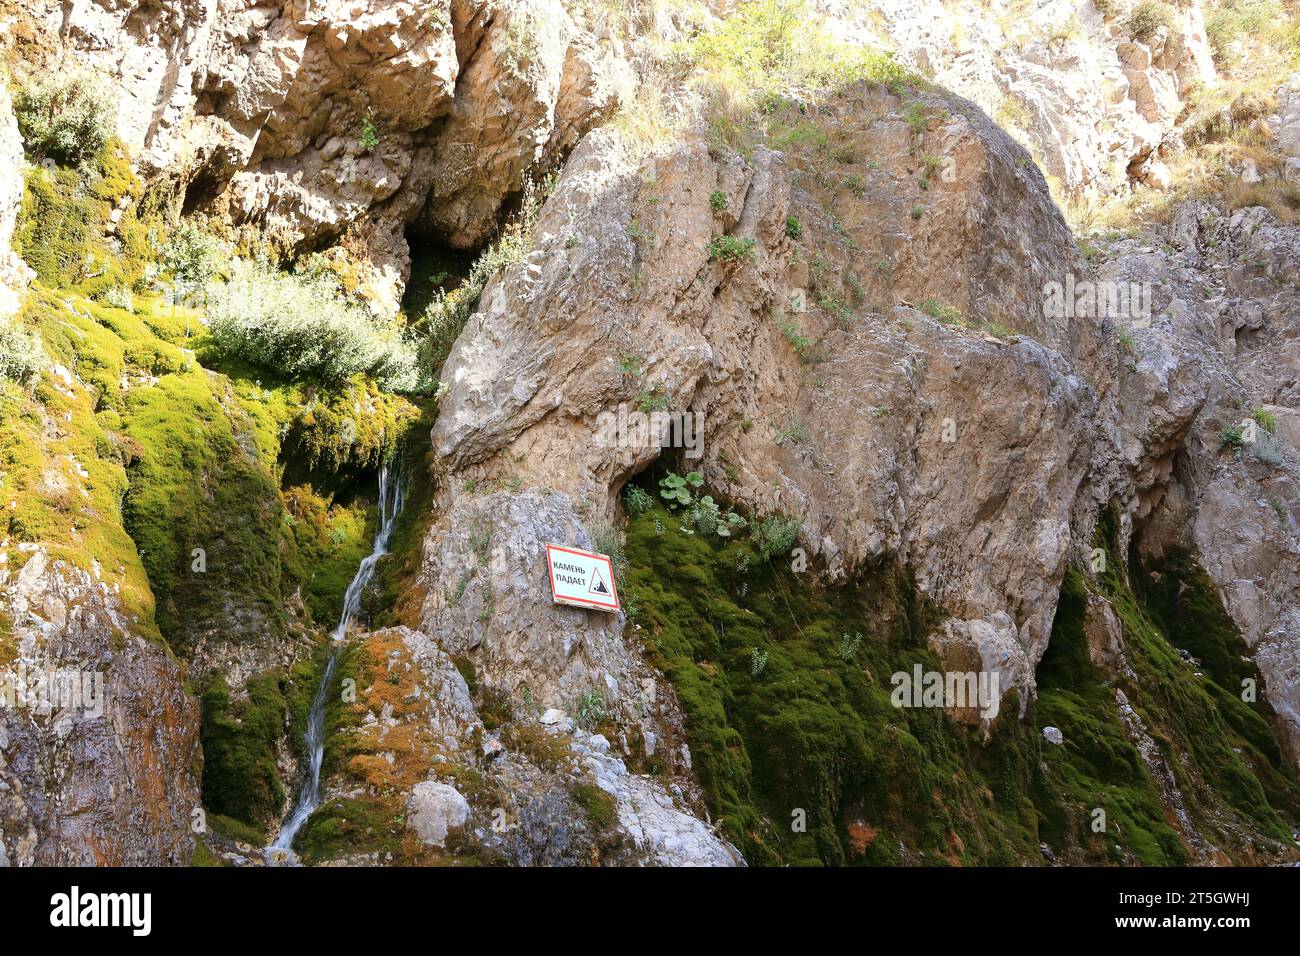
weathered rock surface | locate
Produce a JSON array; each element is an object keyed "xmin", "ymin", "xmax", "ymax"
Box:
[
  {"xmin": 429, "ymin": 83, "xmax": 1107, "ymax": 714},
  {"xmin": 331, "ymin": 625, "xmax": 740, "ymax": 866},
  {"xmin": 426, "ymin": 68, "xmax": 1300, "ymax": 776},
  {"xmin": 0, "ymin": 83, "xmax": 33, "ymax": 321},
  {"xmin": 406, "ymin": 780, "xmax": 470, "ymax": 847},
  {"xmin": 0, "ymin": 551, "xmax": 201, "ymax": 865},
  {"xmin": 4, "ymin": 0, "xmax": 637, "ymax": 313},
  {"xmin": 1107, "ymin": 200, "xmax": 1300, "ymax": 770},
  {"xmin": 824, "ymin": 0, "xmax": 1216, "ymax": 198}
]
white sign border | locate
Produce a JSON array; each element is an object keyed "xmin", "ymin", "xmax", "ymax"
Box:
[{"xmin": 545, "ymin": 542, "xmax": 620, "ymax": 612}]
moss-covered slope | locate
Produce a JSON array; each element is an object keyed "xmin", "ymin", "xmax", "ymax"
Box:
[{"xmin": 620, "ymin": 485, "xmax": 1300, "ymax": 866}]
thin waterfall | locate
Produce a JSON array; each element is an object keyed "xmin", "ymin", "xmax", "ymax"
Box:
[{"xmin": 267, "ymin": 456, "xmax": 406, "ymax": 861}]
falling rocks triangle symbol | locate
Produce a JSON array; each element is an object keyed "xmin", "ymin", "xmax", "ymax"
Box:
[{"xmin": 588, "ymin": 567, "xmax": 611, "ymax": 596}]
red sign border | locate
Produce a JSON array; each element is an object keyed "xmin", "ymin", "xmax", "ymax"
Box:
[{"xmin": 545, "ymin": 543, "xmax": 620, "ymax": 612}]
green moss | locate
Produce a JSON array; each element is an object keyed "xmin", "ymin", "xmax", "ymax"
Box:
[
  {"xmin": 199, "ymin": 672, "xmax": 291, "ymax": 832},
  {"xmin": 13, "ymin": 139, "xmax": 155, "ymax": 298},
  {"xmin": 571, "ymin": 781, "xmax": 619, "ymax": 830},
  {"xmin": 120, "ymin": 369, "xmax": 287, "ymax": 650},
  {"xmin": 625, "ymin": 481, "xmax": 1300, "ymax": 866},
  {"xmin": 279, "ymin": 485, "xmax": 375, "ymax": 626},
  {"xmin": 277, "ymin": 378, "xmax": 421, "ymax": 484},
  {"xmin": 1080, "ymin": 513, "xmax": 1300, "ymax": 856},
  {"xmin": 189, "ymin": 839, "xmax": 226, "ymax": 867},
  {"xmin": 1034, "ymin": 569, "xmax": 1188, "ymax": 864},
  {"xmin": 623, "ymin": 494, "xmax": 1039, "ymax": 866},
  {"xmin": 1, "ymin": 289, "xmax": 159, "ymax": 636},
  {"xmin": 207, "ymin": 812, "xmax": 270, "ymax": 846},
  {"xmin": 295, "ymin": 796, "xmax": 400, "ymax": 865},
  {"xmin": 360, "ymin": 408, "xmax": 438, "ymax": 630}
]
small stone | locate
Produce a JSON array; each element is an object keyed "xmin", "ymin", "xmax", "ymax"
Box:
[
  {"xmin": 1042, "ymin": 726, "xmax": 1065, "ymax": 745},
  {"xmin": 539, "ymin": 708, "xmax": 567, "ymax": 726}
]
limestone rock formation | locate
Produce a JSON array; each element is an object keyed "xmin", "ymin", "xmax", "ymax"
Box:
[
  {"xmin": 825, "ymin": 0, "xmax": 1216, "ymax": 197},
  {"xmin": 0, "ymin": 551, "xmax": 201, "ymax": 865},
  {"xmin": 321, "ymin": 625, "xmax": 740, "ymax": 865}
]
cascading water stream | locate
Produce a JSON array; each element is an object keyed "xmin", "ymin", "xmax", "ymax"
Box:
[{"xmin": 267, "ymin": 458, "xmax": 406, "ymax": 863}]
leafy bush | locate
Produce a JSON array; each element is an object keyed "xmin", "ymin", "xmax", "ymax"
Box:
[
  {"xmin": 1220, "ymin": 424, "xmax": 1246, "ymax": 448},
  {"xmin": 709, "ymin": 189, "xmax": 728, "ymax": 211},
  {"xmin": 659, "ymin": 471, "xmax": 703, "ymax": 507},
  {"xmin": 755, "ymin": 513, "xmax": 800, "ymax": 558},
  {"xmin": 0, "ymin": 317, "xmax": 45, "ymax": 385},
  {"xmin": 161, "ymin": 221, "xmax": 225, "ymax": 288},
  {"xmin": 13, "ymin": 72, "xmax": 114, "ymax": 168},
  {"xmin": 359, "ymin": 114, "xmax": 379, "ymax": 152},
  {"xmin": 625, "ymin": 485, "xmax": 654, "ymax": 516},
  {"xmin": 1252, "ymin": 407, "xmax": 1277, "ymax": 433},
  {"xmin": 784, "ymin": 216, "xmax": 803, "ymax": 240},
  {"xmin": 688, "ymin": 494, "xmax": 747, "ymax": 538},
  {"xmin": 706, "ymin": 235, "xmax": 757, "ymax": 262},
  {"xmin": 206, "ymin": 259, "xmax": 425, "ymax": 391},
  {"xmin": 1127, "ymin": 1, "xmax": 1173, "ymax": 42},
  {"xmin": 917, "ymin": 298, "xmax": 963, "ymax": 324}
]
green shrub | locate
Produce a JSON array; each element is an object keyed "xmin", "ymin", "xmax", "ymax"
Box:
[
  {"xmin": 917, "ymin": 298, "xmax": 963, "ymax": 324},
  {"xmin": 625, "ymin": 485, "xmax": 654, "ymax": 516},
  {"xmin": 755, "ymin": 513, "xmax": 800, "ymax": 558},
  {"xmin": 161, "ymin": 221, "xmax": 225, "ymax": 289},
  {"xmin": 781, "ymin": 319, "xmax": 812, "ymax": 357},
  {"xmin": 1220, "ymin": 424, "xmax": 1246, "ymax": 448},
  {"xmin": 0, "ymin": 317, "xmax": 45, "ymax": 385},
  {"xmin": 784, "ymin": 216, "xmax": 803, "ymax": 240},
  {"xmin": 659, "ymin": 470, "xmax": 703, "ymax": 507},
  {"xmin": 706, "ymin": 235, "xmax": 757, "ymax": 262},
  {"xmin": 1252, "ymin": 407, "xmax": 1277, "ymax": 433},
  {"xmin": 13, "ymin": 71, "xmax": 114, "ymax": 167},
  {"xmin": 199, "ymin": 673, "xmax": 289, "ymax": 831},
  {"xmin": 359, "ymin": 114, "xmax": 380, "ymax": 152},
  {"xmin": 207, "ymin": 259, "xmax": 424, "ymax": 391},
  {"xmin": 709, "ymin": 189, "xmax": 728, "ymax": 211},
  {"xmin": 1127, "ymin": 1, "xmax": 1173, "ymax": 42}
]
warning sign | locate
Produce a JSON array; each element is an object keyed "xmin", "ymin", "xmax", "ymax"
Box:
[{"xmin": 545, "ymin": 543, "xmax": 620, "ymax": 612}]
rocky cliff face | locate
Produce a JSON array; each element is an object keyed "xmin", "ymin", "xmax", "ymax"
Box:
[
  {"xmin": 2, "ymin": 0, "xmax": 1299, "ymax": 866},
  {"xmin": 1, "ymin": 551, "xmax": 201, "ymax": 865},
  {"xmin": 825, "ymin": 0, "xmax": 1218, "ymax": 197},
  {"xmin": 3, "ymin": 0, "xmax": 638, "ymax": 314}
]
